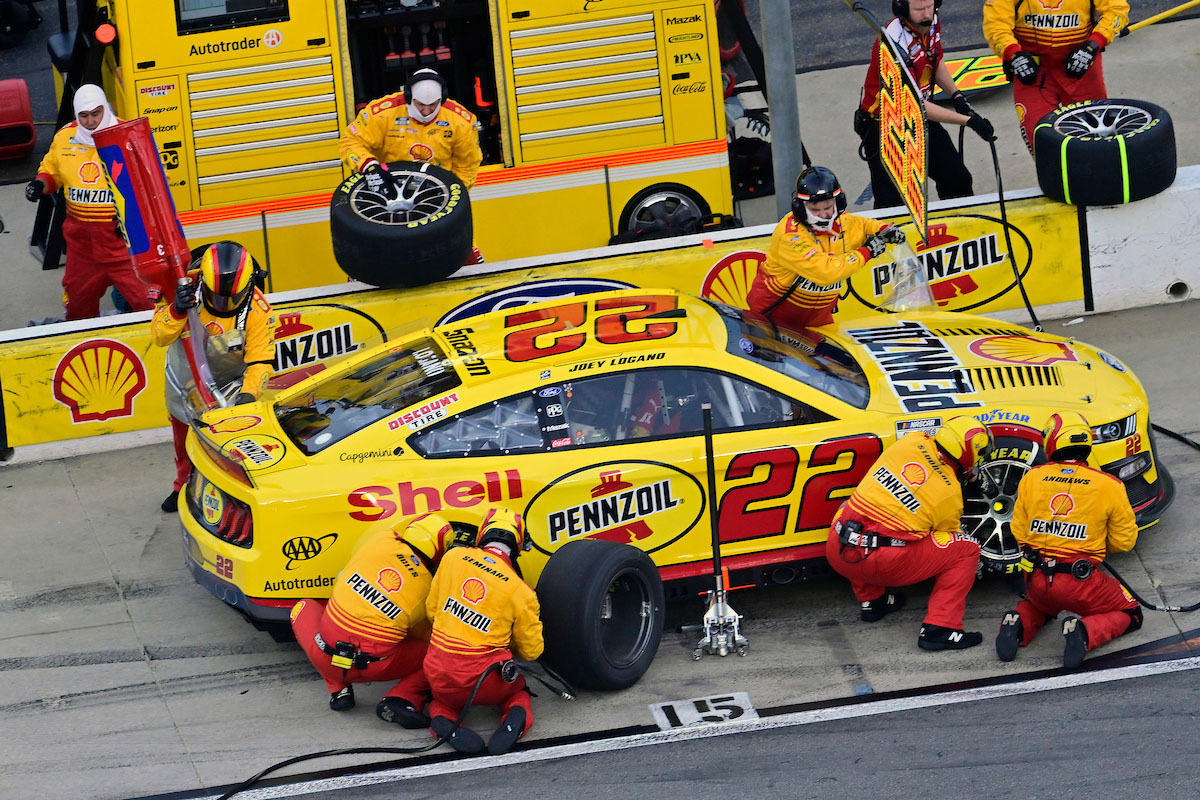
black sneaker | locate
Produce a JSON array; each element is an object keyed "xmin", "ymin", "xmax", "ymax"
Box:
[
  {"xmin": 431, "ymin": 715, "xmax": 485, "ymax": 755},
  {"xmin": 329, "ymin": 686, "xmax": 355, "ymax": 711},
  {"xmin": 487, "ymin": 707, "xmax": 527, "ymax": 755},
  {"xmin": 861, "ymin": 590, "xmax": 907, "ymax": 622},
  {"xmin": 376, "ymin": 697, "xmax": 430, "ymax": 729},
  {"xmin": 995, "ymin": 610, "xmax": 1022, "ymax": 662},
  {"xmin": 918, "ymin": 624, "xmax": 983, "ymax": 651},
  {"xmin": 1063, "ymin": 617, "xmax": 1089, "ymax": 669},
  {"xmin": 161, "ymin": 491, "xmax": 179, "ymax": 513}
]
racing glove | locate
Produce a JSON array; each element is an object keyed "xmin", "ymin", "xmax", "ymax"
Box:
[
  {"xmin": 1002, "ymin": 554, "xmax": 1035, "ymax": 575},
  {"xmin": 233, "ymin": 392, "xmax": 257, "ymax": 405},
  {"xmin": 173, "ymin": 281, "xmax": 199, "ymax": 315},
  {"xmin": 879, "ymin": 225, "xmax": 906, "ymax": 244},
  {"xmin": 363, "ymin": 161, "xmax": 399, "ymax": 200},
  {"xmin": 1006, "ymin": 51, "xmax": 1039, "ymax": 85},
  {"xmin": 967, "ymin": 113, "xmax": 996, "ymax": 142},
  {"xmin": 951, "ymin": 91, "xmax": 974, "ymax": 117},
  {"xmin": 863, "ymin": 234, "xmax": 887, "ymax": 259},
  {"xmin": 1064, "ymin": 40, "xmax": 1098, "ymax": 78},
  {"xmin": 25, "ymin": 178, "xmax": 45, "ymax": 203}
]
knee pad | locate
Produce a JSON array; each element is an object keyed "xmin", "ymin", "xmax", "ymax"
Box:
[{"xmin": 1123, "ymin": 606, "xmax": 1143, "ymax": 634}]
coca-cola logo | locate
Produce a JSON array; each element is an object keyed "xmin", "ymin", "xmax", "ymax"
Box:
[{"xmin": 671, "ymin": 81, "xmax": 708, "ymax": 95}]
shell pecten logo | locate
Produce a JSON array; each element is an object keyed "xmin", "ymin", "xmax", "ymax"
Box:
[
  {"xmin": 52, "ymin": 338, "xmax": 147, "ymax": 423},
  {"xmin": 968, "ymin": 334, "xmax": 1078, "ymax": 366},
  {"xmin": 461, "ymin": 577, "xmax": 487, "ymax": 604},
  {"xmin": 378, "ymin": 568, "xmax": 404, "ymax": 592}
]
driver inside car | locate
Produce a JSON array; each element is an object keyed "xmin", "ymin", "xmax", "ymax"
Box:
[{"xmin": 629, "ymin": 374, "xmax": 699, "ymax": 438}]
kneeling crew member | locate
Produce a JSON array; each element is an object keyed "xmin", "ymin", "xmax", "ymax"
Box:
[
  {"xmin": 291, "ymin": 513, "xmax": 469, "ymax": 724},
  {"xmin": 746, "ymin": 166, "xmax": 904, "ymax": 331},
  {"xmin": 996, "ymin": 412, "xmax": 1141, "ymax": 668},
  {"xmin": 826, "ymin": 416, "xmax": 992, "ymax": 650},
  {"xmin": 424, "ymin": 507, "xmax": 544, "ymax": 756}
]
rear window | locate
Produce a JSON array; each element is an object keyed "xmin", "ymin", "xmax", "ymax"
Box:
[{"xmin": 276, "ymin": 338, "xmax": 461, "ymax": 455}]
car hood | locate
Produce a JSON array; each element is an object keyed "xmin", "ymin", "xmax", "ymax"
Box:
[{"xmin": 828, "ymin": 313, "xmax": 1112, "ymax": 419}]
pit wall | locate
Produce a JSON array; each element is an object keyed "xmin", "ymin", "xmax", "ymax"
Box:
[{"xmin": 1, "ymin": 166, "xmax": 1196, "ymax": 454}]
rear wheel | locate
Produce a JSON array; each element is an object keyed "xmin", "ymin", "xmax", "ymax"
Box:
[
  {"xmin": 615, "ymin": 183, "xmax": 709, "ymax": 241},
  {"xmin": 535, "ymin": 540, "xmax": 665, "ymax": 690},
  {"xmin": 961, "ymin": 435, "xmax": 1044, "ymax": 572}
]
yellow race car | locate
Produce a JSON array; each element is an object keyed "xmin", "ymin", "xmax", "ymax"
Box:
[{"xmin": 180, "ymin": 287, "xmax": 1172, "ymax": 688}]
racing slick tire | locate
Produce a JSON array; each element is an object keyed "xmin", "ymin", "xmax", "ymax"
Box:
[
  {"xmin": 1034, "ymin": 99, "xmax": 1175, "ymax": 206},
  {"xmin": 960, "ymin": 434, "xmax": 1046, "ymax": 573},
  {"xmin": 535, "ymin": 539, "xmax": 665, "ymax": 691},
  {"xmin": 329, "ymin": 162, "xmax": 473, "ymax": 289}
]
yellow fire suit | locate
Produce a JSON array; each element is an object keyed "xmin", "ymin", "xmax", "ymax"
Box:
[
  {"xmin": 1008, "ymin": 459, "xmax": 1140, "ymax": 652},
  {"xmin": 746, "ymin": 212, "xmax": 887, "ymax": 330},
  {"xmin": 340, "ymin": 93, "xmax": 483, "ymax": 188},
  {"xmin": 826, "ymin": 432, "xmax": 981, "ymax": 629},
  {"xmin": 424, "ymin": 545, "xmax": 543, "ymax": 732}
]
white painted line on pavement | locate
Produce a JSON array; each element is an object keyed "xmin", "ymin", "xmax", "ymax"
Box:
[{"xmin": 204, "ymin": 655, "xmax": 1200, "ymax": 799}]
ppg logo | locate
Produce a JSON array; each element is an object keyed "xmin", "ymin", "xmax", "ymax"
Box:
[{"xmin": 546, "ymin": 403, "xmax": 564, "ymax": 417}]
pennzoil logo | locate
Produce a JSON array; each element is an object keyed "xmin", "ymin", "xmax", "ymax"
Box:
[
  {"xmin": 527, "ymin": 461, "xmax": 704, "ymax": 555},
  {"xmin": 202, "ymin": 483, "xmax": 224, "ymax": 525},
  {"xmin": 868, "ymin": 223, "xmax": 1007, "ymax": 303},
  {"xmin": 968, "ymin": 334, "xmax": 1078, "ymax": 366},
  {"xmin": 223, "ymin": 435, "xmax": 285, "ymax": 470},
  {"xmin": 283, "ymin": 533, "xmax": 339, "ymax": 569},
  {"xmin": 53, "ymin": 339, "xmax": 147, "ymax": 423},
  {"xmin": 272, "ymin": 314, "xmax": 360, "ymax": 373}
]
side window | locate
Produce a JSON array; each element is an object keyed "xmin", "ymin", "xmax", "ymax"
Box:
[{"xmin": 413, "ymin": 395, "xmax": 543, "ymax": 456}]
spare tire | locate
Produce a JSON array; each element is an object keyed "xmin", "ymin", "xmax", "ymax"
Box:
[
  {"xmin": 535, "ymin": 539, "xmax": 665, "ymax": 691},
  {"xmin": 1034, "ymin": 98, "xmax": 1175, "ymax": 206},
  {"xmin": 329, "ymin": 162, "xmax": 473, "ymax": 289}
]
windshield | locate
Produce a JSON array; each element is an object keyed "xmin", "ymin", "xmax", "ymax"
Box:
[
  {"xmin": 276, "ymin": 338, "xmax": 461, "ymax": 455},
  {"xmin": 880, "ymin": 241, "xmax": 936, "ymax": 313},
  {"xmin": 711, "ymin": 302, "xmax": 870, "ymax": 409}
]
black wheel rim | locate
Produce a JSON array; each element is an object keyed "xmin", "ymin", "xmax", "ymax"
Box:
[
  {"xmin": 961, "ymin": 453, "xmax": 1036, "ymax": 567},
  {"xmin": 598, "ymin": 567, "xmax": 656, "ymax": 670},
  {"xmin": 627, "ymin": 191, "xmax": 703, "ymax": 233},
  {"xmin": 1053, "ymin": 103, "xmax": 1153, "ymax": 138},
  {"xmin": 349, "ymin": 171, "xmax": 452, "ymax": 225}
]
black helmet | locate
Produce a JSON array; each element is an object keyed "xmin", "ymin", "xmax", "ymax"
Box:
[
  {"xmin": 791, "ymin": 166, "xmax": 848, "ymax": 224},
  {"xmin": 197, "ymin": 241, "xmax": 257, "ymax": 317}
]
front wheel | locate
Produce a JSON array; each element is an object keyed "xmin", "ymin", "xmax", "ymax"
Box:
[
  {"xmin": 961, "ymin": 434, "xmax": 1045, "ymax": 571},
  {"xmin": 535, "ymin": 540, "xmax": 665, "ymax": 691}
]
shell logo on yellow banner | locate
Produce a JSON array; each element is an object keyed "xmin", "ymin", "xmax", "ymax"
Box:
[{"xmin": 52, "ymin": 338, "xmax": 148, "ymax": 423}]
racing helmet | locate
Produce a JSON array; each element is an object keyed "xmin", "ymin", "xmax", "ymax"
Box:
[
  {"xmin": 401, "ymin": 512, "xmax": 458, "ymax": 565},
  {"xmin": 934, "ymin": 416, "xmax": 995, "ymax": 476},
  {"xmin": 477, "ymin": 506, "xmax": 528, "ymax": 557},
  {"xmin": 791, "ymin": 166, "xmax": 848, "ymax": 230},
  {"xmin": 1042, "ymin": 411, "xmax": 1093, "ymax": 461},
  {"xmin": 198, "ymin": 241, "xmax": 257, "ymax": 317}
]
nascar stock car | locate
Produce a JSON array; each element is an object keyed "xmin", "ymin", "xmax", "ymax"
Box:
[{"xmin": 178, "ymin": 254, "xmax": 1173, "ymax": 690}]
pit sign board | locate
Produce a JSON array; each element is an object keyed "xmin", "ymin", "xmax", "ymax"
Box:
[{"xmin": 877, "ymin": 33, "xmax": 929, "ymax": 245}]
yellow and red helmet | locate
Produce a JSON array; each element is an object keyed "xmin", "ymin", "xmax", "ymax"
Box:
[
  {"xmin": 401, "ymin": 512, "xmax": 458, "ymax": 565},
  {"xmin": 477, "ymin": 506, "xmax": 527, "ymax": 557},
  {"xmin": 198, "ymin": 241, "xmax": 256, "ymax": 316},
  {"xmin": 934, "ymin": 415, "xmax": 995, "ymax": 475},
  {"xmin": 1042, "ymin": 411, "xmax": 1093, "ymax": 460}
]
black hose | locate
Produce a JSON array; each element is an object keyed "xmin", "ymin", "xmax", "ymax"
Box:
[
  {"xmin": 986, "ymin": 138, "xmax": 1042, "ymax": 331},
  {"xmin": 1102, "ymin": 559, "xmax": 1200, "ymax": 613},
  {"xmin": 1152, "ymin": 423, "xmax": 1200, "ymax": 452},
  {"xmin": 215, "ymin": 661, "xmax": 505, "ymax": 800}
]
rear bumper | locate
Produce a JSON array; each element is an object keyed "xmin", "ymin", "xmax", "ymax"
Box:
[{"xmin": 181, "ymin": 523, "xmax": 293, "ymax": 624}]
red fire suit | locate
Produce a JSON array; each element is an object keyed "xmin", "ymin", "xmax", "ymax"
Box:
[
  {"xmin": 291, "ymin": 519, "xmax": 438, "ymax": 705},
  {"xmin": 983, "ymin": 0, "xmax": 1129, "ymax": 151},
  {"xmin": 1008, "ymin": 459, "xmax": 1140, "ymax": 652},
  {"xmin": 423, "ymin": 546, "xmax": 543, "ymax": 732},
  {"xmin": 859, "ymin": 15, "xmax": 974, "ymax": 207},
  {"xmin": 825, "ymin": 432, "xmax": 981, "ymax": 629},
  {"xmin": 340, "ymin": 92, "xmax": 483, "ymax": 188},
  {"xmin": 34, "ymin": 121, "xmax": 155, "ymax": 320},
  {"xmin": 151, "ymin": 283, "xmax": 277, "ymax": 492},
  {"xmin": 746, "ymin": 212, "xmax": 887, "ymax": 331}
]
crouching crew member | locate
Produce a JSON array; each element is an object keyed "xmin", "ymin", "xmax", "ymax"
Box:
[
  {"xmin": 996, "ymin": 412, "xmax": 1141, "ymax": 668},
  {"xmin": 826, "ymin": 416, "xmax": 992, "ymax": 650},
  {"xmin": 291, "ymin": 513, "xmax": 470, "ymax": 725},
  {"xmin": 424, "ymin": 507, "xmax": 544, "ymax": 756}
]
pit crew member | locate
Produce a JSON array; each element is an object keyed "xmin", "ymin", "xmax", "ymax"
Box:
[
  {"xmin": 857, "ymin": 0, "xmax": 995, "ymax": 209},
  {"xmin": 26, "ymin": 84, "xmax": 155, "ymax": 320},
  {"xmin": 291, "ymin": 512, "xmax": 471, "ymax": 722},
  {"xmin": 745, "ymin": 166, "xmax": 905, "ymax": 331},
  {"xmin": 826, "ymin": 416, "xmax": 992, "ymax": 650},
  {"xmin": 423, "ymin": 507, "xmax": 544, "ymax": 756},
  {"xmin": 151, "ymin": 241, "xmax": 277, "ymax": 512},
  {"xmin": 995, "ymin": 412, "xmax": 1141, "ymax": 668},
  {"xmin": 983, "ymin": 0, "xmax": 1128, "ymax": 152}
]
